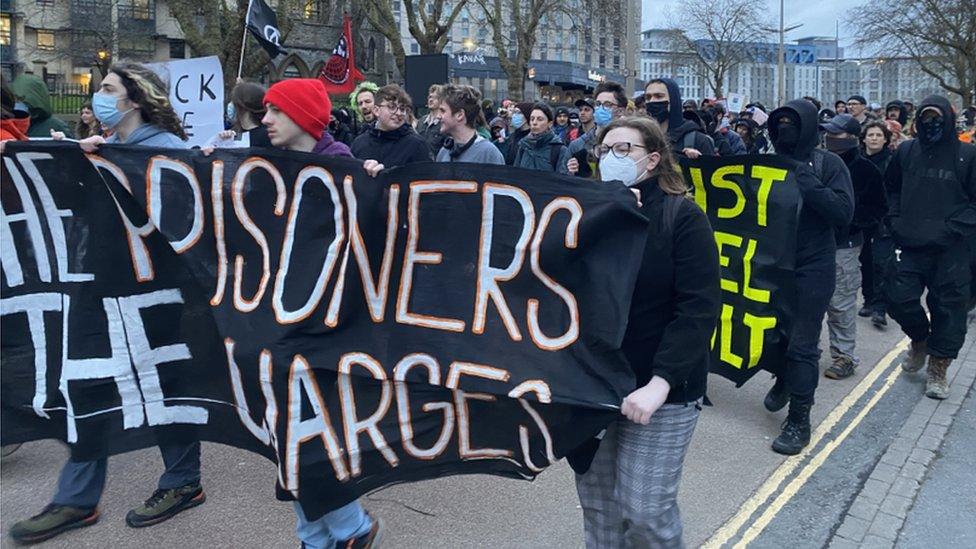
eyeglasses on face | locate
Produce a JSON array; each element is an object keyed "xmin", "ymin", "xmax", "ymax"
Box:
[
  {"xmin": 382, "ymin": 103, "xmax": 412, "ymax": 115},
  {"xmin": 596, "ymin": 142, "xmax": 646, "ymax": 158},
  {"xmin": 595, "ymin": 101, "xmax": 619, "ymax": 109}
]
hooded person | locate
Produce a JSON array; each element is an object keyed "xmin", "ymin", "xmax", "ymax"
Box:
[
  {"xmin": 884, "ymin": 94, "xmax": 976, "ymax": 401},
  {"xmin": 763, "ymin": 99, "xmax": 854, "ymax": 456},
  {"xmin": 643, "ymin": 78, "xmax": 715, "ymax": 160},
  {"xmin": 818, "ymin": 113, "xmax": 887, "ymax": 380},
  {"xmin": 552, "ymin": 106, "xmax": 571, "ymax": 142},
  {"xmin": 885, "ymin": 100, "xmax": 908, "ymax": 127},
  {"xmin": 1, "ymin": 78, "xmax": 30, "ymax": 146},
  {"xmin": 11, "ymin": 74, "xmax": 73, "ymax": 138}
]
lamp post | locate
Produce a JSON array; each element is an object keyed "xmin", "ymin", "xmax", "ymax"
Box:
[{"xmin": 762, "ymin": 0, "xmax": 802, "ymax": 107}]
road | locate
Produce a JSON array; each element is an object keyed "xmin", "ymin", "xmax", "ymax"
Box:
[{"xmin": 1, "ymin": 313, "xmax": 967, "ymax": 548}]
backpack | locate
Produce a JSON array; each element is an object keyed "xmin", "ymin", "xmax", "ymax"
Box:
[{"xmin": 661, "ymin": 193, "xmax": 685, "ymax": 234}]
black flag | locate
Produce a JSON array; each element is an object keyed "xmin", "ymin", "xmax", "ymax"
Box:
[{"xmin": 246, "ymin": 0, "xmax": 286, "ymax": 58}]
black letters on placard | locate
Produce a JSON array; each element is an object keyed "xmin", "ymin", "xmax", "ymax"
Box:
[{"xmin": 1, "ymin": 142, "xmax": 648, "ymax": 519}]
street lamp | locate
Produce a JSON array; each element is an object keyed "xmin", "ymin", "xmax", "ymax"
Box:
[
  {"xmin": 761, "ymin": 0, "xmax": 802, "ymax": 107},
  {"xmin": 462, "ymin": 38, "xmax": 476, "ymax": 52},
  {"xmin": 97, "ymin": 50, "xmax": 109, "ymax": 62}
]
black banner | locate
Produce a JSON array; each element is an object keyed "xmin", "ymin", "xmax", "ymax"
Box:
[
  {"xmin": 1, "ymin": 142, "xmax": 648, "ymax": 519},
  {"xmin": 680, "ymin": 154, "xmax": 801, "ymax": 386}
]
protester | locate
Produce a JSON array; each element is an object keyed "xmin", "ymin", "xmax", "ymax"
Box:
[
  {"xmin": 11, "ymin": 74, "xmax": 73, "ymax": 138},
  {"xmin": 819, "ymin": 113, "xmax": 886, "ymax": 380},
  {"xmin": 574, "ymin": 116, "xmax": 720, "ymax": 548},
  {"xmin": 328, "ymin": 107, "xmax": 356, "ymax": 146},
  {"xmin": 435, "ymin": 84, "xmax": 504, "ymax": 164},
  {"xmin": 259, "ymin": 78, "xmax": 382, "ymax": 548},
  {"xmin": 847, "ymin": 95, "xmax": 868, "ymax": 125},
  {"xmin": 75, "ymin": 103, "xmax": 101, "ymax": 139},
  {"xmin": 417, "ymin": 84, "xmax": 446, "ymax": 155},
  {"xmin": 553, "ymin": 106, "xmax": 571, "ymax": 142},
  {"xmin": 214, "ymin": 80, "xmax": 271, "ymax": 147},
  {"xmin": 349, "ymin": 81, "xmax": 379, "ymax": 136},
  {"xmin": 644, "ymin": 78, "xmax": 715, "ymax": 160},
  {"xmin": 1, "ymin": 77, "xmax": 30, "ymax": 150},
  {"xmin": 885, "ymin": 95, "xmax": 976, "ymax": 400},
  {"xmin": 10, "ymin": 63, "xmax": 203, "ymax": 545},
  {"xmin": 734, "ymin": 118, "xmax": 763, "ymax": 154},
  {"xmin": 565, "ymin": 84, "xmax": 624, "ymax": 177},
  {"xmin": 764, "ymin": 99, "xmax": 854, "ymax": 455},
  {"xmin": 859, "ymin": 120, "xmax": 895, "ymax": 328},
  {"xmin": 502, "ymin": 102, "xmax": 533, "ymax": 165},
  {"xmin": 353, "ymin": 84, "xmax": 431, "ymax": 175},
  {"xmin": 834, "ymin": 100, "xmax": 848, "ymax": 114},
  {"xmin": 512, "ymin": 103, "xmax": 570, "ymax": 174}
]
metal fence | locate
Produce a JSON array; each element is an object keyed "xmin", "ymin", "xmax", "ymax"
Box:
[{"xmin": 48, "ymin": 82, "xmax": 91, "ymax": 116}]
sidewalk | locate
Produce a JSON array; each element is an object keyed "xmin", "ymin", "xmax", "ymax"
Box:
[{"xmin": 828, "ymin": 336, "xmax": 976, "ymax": 549}]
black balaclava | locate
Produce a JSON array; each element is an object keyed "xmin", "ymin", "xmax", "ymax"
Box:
[
  {"xmin": 772, "ymin": 111, "xmax": 802, "ymax": 154},
  {"xmin": 917, "ymin": 111, "xmax": 945, "ymax": 145}
]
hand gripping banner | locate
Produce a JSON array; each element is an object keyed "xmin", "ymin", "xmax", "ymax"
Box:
[
  {"xmin": 680, "ymin": 154, "xmax": 802, "ymax": 386},
  {"xmin": 1, "ymin": 142, "xmax": 648, "ymax": 519}
]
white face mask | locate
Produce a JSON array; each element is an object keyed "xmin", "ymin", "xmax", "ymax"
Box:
[{"xmin": 599, "ymin": 153, "xmax": 650, "ymax": 186}]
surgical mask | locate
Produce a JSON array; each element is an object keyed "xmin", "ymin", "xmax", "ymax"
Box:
[
  {"xmin": 774, "ymin": 124, "xmax": 800, "ymax": 153},
  {"xmin": 599, "ymin": 153, "xmax": 650, "ymax": 187},
  {"xmin": 917, "ymin": 116, "xmax": 944, "ymax": 144},
  {"xmin": 825, "ymin": 134, "xmax": 859, "ymax": 154},
  {"xmin": 645, "ymin": 100, "xmax": 670, "ymax": 124},
  {"xmin": 511, "ymin": 112, "xmax": 525, "ymax": 129},
  {"xmin": 594, "ymin": 106, "xmax": 612, "ymax": 127},
  {"xmin": 226, "ymin": 102, "xmax": 236, "ymax": 121},
  {"xmin": 92, "ymin": 91, "xmax": 134, "ymax": 128}
]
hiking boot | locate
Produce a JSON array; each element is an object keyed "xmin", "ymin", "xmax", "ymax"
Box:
[
  {"xmin": 764, "ymin": 376, "xmax": 789, "ymax": 412},
  {"xmin": 339, "ymin": 512, "xmax": 384, "ymax": 548},
  {"xmin": 872, "ymin": 311, "xmax": 887, "ymax": 328},
  {"xmin": 858, "ymin": 306, "xmax": 873, "ymax": 318},
  {"xmin": 125, "ymin": 482, "xmax": 205, "ymax": 528},
  {"xmin": 772, "ymin": 399, "xmax": 812, "ymax": 455},
  {"xmin": 9, "ymin": 504, "xmax": 99, "ymax": 544},
  {"xmin": 925, "ymin": 357, "xmax": 951, "ymax": 400},
  {"xmin": 902, "ymin": 339, "xmax": 927, "ymax": 373},
  {"xmin": 824, "ymin": 356, "xmax": 857, "ymax": 380}
]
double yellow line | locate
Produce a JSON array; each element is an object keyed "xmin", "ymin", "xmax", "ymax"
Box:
[{"xmin": 704, "ymin": 337, "xmax": 910, "ymax": 548}]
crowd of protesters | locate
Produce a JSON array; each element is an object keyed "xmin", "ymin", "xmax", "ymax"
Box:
[{"xmin": 2, "ymin": 62, "xmax": 976, "ymax": 549}]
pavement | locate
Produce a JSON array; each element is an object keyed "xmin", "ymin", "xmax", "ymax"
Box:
[{"xmin": 2, "ymin": 311, "xmax": 973, "ymax": 549}]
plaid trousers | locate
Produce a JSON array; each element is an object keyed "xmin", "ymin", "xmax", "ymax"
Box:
[{"xmin": 575, "ymin": 401, "xmax": 701, "ymax": 549}]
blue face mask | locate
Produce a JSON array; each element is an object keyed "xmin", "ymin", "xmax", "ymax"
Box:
[
  {"xmin": 511, "ymin": 112, "xmax": 525, "ymax": 129},
  {"xmin": 594, "ymin": 106, "xmax": 612, "ymax": 127},
  {"xmin": 92, "ymin": 91, "xmax": 134, "ymax": 129},
  {"xmin": 226, "ymin": 102, "xmax": 236, "ymax": 121}
]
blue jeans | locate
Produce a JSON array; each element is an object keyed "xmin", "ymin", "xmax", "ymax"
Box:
[
  {"xmin": 293, "ymin": 500, "xmax": 371, "ymax": 549},
  {"xmin": 53, "ymin": 442, "xmax": 201, "ymax": 509}
]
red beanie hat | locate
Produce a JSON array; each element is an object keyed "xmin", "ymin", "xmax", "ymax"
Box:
[{"xmin": 263, "ymin": 79, "xmax": 332, "ymax": 139}]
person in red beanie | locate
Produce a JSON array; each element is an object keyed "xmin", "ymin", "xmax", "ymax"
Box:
[{"xmin": 262, "ymin": 78, "xmax": 382, "ymax": 549}]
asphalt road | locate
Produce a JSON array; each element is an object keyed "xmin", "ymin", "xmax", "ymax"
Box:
[{"xmin": 0, "ymin": 314, "xmax": 910, "ymax": 548}]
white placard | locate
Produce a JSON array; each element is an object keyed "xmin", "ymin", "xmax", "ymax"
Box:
[
  {"xmin": 147, "ymin": 56, "xmax": 224, "ymax": 148},
  {"xmin": 727, "ymin": 93, "xmax": 746, "ymax": 115}
]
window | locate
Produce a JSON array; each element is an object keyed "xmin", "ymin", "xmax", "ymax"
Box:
[
  {"xmin": 303, "ymin": 0, "xmax": 321, "ymax": 19},
  {"xmin": 410, "ymin": 43, "xmax": 419, "ymax": 54},
  {"xmin": 169, "ymin": 39, "xmax": 185, "ymax": 58},
  {"xmin": 282, "ymin": 63, "xmax": 302, "ymax": 79},
  {"xmin": 37, "ymin": 30, "xmax": 55, "ymax": 51},
  {"xmin": 0, "ymin": 14, "xmax": 10, "ymax": 46}
]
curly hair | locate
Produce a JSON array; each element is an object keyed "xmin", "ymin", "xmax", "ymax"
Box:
[
  {"xmin": 349, "ymin": 81, "xmax": 380, "ymax": 121},
  {"xmin": 109, "ymin": 63, "xmax": 187, "ymax": 140}
]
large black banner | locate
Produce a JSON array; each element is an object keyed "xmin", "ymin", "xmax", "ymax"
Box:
[
  {"xmin": 680, "ymin": 155, "xmax": 801, "ymax": 386},
  {"xmin": 1, "ymin": 142, "xmax": 648, "ymax": 518}
]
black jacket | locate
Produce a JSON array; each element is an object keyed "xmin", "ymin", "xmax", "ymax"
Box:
[
  {"xmin": 885, "ymin": 95, "xmax": 976, "ymax": 250},
  {"xmin": 417, "ymin": 115, "xmax": 447, "ymax": 156},
  {"xmin": 769, "ymin": 99, "xmax": 855, "ymax": 262},
  {"xmin": 622, "ymin": 180, "xmax": 721, "ymax": 403},
  {"xmin": 836, "ymin": 148, "xmax": 887, "ymax": 248},
  {"xmin": 865, "ymin": 146, "xmax": 893, "ymax": 175},
  {"xmin": 656, "ymin": 78, "xmax": 716, "ymax": 159},
  {"xmin": 885, "ymin": 100, "xmax": 908, "ymax": 127},
  {"xmin": 502, "ymin": 126, "xmax": 531, "ymax": 165},
  {"xmin": 351, "ymin": 123, "xmax": 432, "ymax": 167}
]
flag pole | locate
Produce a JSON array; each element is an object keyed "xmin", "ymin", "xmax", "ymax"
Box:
[{"xmin": 237, "ymin": 0, "xmax": 253, "ymax": 80}]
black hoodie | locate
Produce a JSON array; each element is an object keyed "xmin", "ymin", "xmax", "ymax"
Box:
[
  {"xmin": 769, "ymin": 99, "xmax": 855, "ymax": 260},
  {"xmin": 654, "ymin": 78, "xmax": 716, "ymax": 159},
  {"xmin": 885, "ymin": 95, "xmax": 976, "ymax": 249},
  {"xmin": 885, "ymin": 100, "xmax": 908, "ymax": 127},
  {"xmin": 836, "ymin": 148, "xmax": 887, "ymax": 248},
  {"xmin": 351, "ymin": 123, "xmax": 432, "ymax": 166}
]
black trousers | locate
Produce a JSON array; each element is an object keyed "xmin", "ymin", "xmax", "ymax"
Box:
[
  {"xmin": 860, "ymin": 229, "xmax": 894, "ymax": 313},
  {"xmin": 886, "ymin": 246, "xmax": 971, "ymax": 359},
  {"xmin": 784, "ymin": 251, "xmax": 836, "ymax": 402}
]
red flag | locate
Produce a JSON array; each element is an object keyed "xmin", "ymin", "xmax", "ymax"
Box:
[{"xmin": 317, "ymin": 15, "xmax": 365, "ymax": 94}]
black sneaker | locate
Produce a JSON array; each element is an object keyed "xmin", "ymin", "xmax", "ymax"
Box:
[
  {"xmin": 9, "ymin": 504, "xmax": 99, "ymax": 544},
  {"xmin": 857, "ymin": 306, "xmax": 873, "ymax": 318},
  {"xmin": 339, "ymin": 512, "xmax": 384, "ymax": 549},
  {"xmin": 872, "ymin": 311, "xmax": 887, "ymax": 328},
  {"xmin": 125, "ymin": 482, "xmax": 205, "ymax": 528}
]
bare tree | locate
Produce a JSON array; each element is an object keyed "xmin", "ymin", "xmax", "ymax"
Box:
[
  {"xmin": 359, "ymin": 0, "xmax": 470, "ymax": 78},
  {"xmin": 850, "ymin": 0, "xmax": 975, "ymax": 106},
  {"xmin": 665, "ymin": 0, "xmax": 769, "ymax": 98}
]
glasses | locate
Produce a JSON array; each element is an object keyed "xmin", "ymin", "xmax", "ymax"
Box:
[
  {"xmin": 847, "ymin": 101, "xmax": 863, "ymax": 107},
  {"xmin": 596, "ymin": 142, "xmax": 646, "ymax": 159},
  {"xmin": 382, "ymin": 103, "xmax": 412, "ymax": 115},
  {"xmin": 594, "ymin": 101, "xmax": 619, "ymax": 109}
]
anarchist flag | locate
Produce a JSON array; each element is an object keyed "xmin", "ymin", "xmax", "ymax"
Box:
[
  {"xmin": 317, "ymin": 14, "xmax": 364, "ymax": 94},
  {"xmin": 246, "ymin": 0, "xmax": 286, "ymax": 58}
]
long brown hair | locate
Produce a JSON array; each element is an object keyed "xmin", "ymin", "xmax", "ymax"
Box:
[
  {"xmin": 597, "ymin": 116, "xmax": 687, "ymax": 195},
  {"xmin": 231, "ymin": 81, "xmax": 267, "ymax": 132},
  {"xmin": 109, "ymin": 63, "xmax": 187, "ymax": 140},
  {"xmin": 76, "ymin": 102, "xmax": 99, "ymax": 139}
]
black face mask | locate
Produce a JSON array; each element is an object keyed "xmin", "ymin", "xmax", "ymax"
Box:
[
  {"xmin": 917, "ymin": 116, "xmax": 944, "ymax": 144},
  {"xmin": 825, "ymin": 134, "xmax": 859, "ymax": 154},
  {"xmin": 774, "ymin": 124, "xmax": 800, "ymax": 153},
  {"xmin": 645, "ymin": 101, "xmax": 670, "ymax": 124}
]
